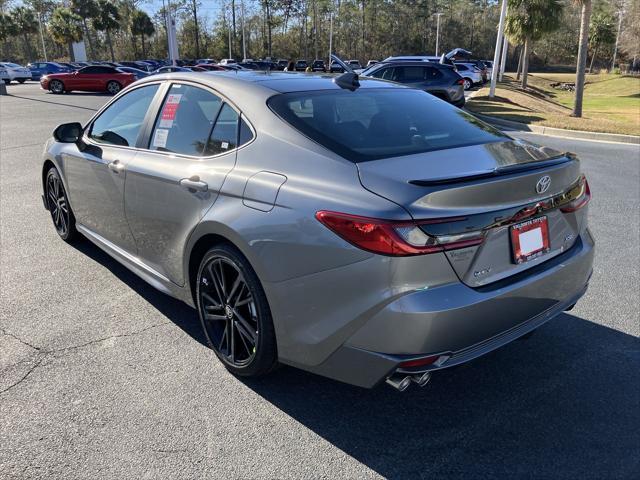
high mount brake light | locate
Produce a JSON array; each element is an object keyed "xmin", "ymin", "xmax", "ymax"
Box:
[
  {"xmin": 315, "ymin": 211, "xmax": 483, "ymax": 257},
  {"xmin": 560, "ymin": 175, "xmax": 591, "ymax": 213}
]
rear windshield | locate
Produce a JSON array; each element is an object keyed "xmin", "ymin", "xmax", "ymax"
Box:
[{"xmin": 267, "ymin": 89, "xmax": 507, "ymax": 162}]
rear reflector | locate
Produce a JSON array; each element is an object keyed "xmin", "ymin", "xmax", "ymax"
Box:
[
  {"xmin": 560, "ymin": 175, "xmax": 591, "ymax": 213},
  {"xmin": 399, "ymin": 355, "xmax": 440, "ymax": 369},
  {"xmin": 315, "ymin": 211, "xmax": 483, "ymax": 257}
]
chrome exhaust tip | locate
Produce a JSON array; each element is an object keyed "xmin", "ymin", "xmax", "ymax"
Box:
[
  {"xmin": 385, "ymin": 374, "xmax": 412, "ymax": 392},
  {"xmin": 411, "ymin": 371, "xmax": 432, "ymax": 387}
]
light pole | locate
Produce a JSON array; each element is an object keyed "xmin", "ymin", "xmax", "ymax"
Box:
[
  {"xmin": 241, "ymin": 0, "xmax": 246, "ymax": 60},
  {"xmin": 489, "ymin": 0, "xmax": 507, "ymax": 98},
  {"xmin": 499, "ymin": 34, "xmax": 508, "ymax": 81},
  {"xmin": 434, "ymin": 12, "xmax": 443, "ymax": 56}
]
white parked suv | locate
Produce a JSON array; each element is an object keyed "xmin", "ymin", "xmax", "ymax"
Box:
[
  {"xmin": 453, "ymin": 62, "xmax": 483, "ymax": 90},
  {"xmin": 0, "ymin": 62, "xmax": 32, "ymax": 84}
]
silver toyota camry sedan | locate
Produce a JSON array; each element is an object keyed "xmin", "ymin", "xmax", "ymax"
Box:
[{"xmin": 41, "ymin": 71, "xmax": 594, "ymax": 391}]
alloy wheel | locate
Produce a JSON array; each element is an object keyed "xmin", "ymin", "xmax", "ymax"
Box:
[
  {"xmin": 46, "ymin": 172, "xmax": 69, "ymax": 236},
  {"xmin": 50, "ymin": 80, "xmax": 63, "ymax": 94},
  {"xmin": 198, "ymin": 256, "xmax": 259, "ymax": 367},
  {"xmin": 463, "ymin": 79, "xmax": 472, "ymax": 90},
  {"xmin": 107, "ymin": 81, "xmax": 121, "ymax": 95}
]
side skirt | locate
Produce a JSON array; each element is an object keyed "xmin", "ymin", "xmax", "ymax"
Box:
[{"xmin": 76, "ymin": 224, "xmax": 194, "ymax": 307}]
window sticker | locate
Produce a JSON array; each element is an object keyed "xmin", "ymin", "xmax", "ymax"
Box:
[
  {"xmin": 221, "ymin": 141, "xmax": 229, "ymax": 150},
  {"xmin": 159, "ymin": 94, "xmax": 182, "ymax": 128},
  {"xmin": 153, "ymin": 128, "xmax": 169, "ymax": 148}
]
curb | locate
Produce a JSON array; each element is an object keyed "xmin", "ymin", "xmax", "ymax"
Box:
[{"xmin": 466, "ymin": 110, "xmax": 640, "ymax": 145}]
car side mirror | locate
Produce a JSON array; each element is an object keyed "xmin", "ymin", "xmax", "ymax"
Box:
[{"xmin": 53, "ymin": 122, "xmax": 83, "ymax": 143}]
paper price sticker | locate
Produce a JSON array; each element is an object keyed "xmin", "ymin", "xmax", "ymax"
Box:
[
  {"xmin": 153, "ymin": 129, "xmax": 169, "ymax": 148},
  {"xmin": 166, "ymin": 94, "xmax": 182, "ymax": 104}
]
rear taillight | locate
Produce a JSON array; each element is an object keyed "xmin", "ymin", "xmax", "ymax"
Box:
[
  {"xmin": 456, "ymin": 78, "xmax": 465, "ymax": 85},
  {"xmin": 560, "ymin": 175, "xmax": 591, "ymax": 213},
  {"xmin": 315, "ymin": 211, "xmax": 483, "ymax": 257}
]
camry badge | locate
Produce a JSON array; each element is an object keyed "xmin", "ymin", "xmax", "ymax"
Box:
[{"xmin": 536, "ymin": 175, "xmax": 551, "ymax": 194}]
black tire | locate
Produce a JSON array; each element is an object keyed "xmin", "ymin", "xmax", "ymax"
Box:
[
  {"xmin": 49, "ymin": 79, "xmax": 64, "ymax": 94},
  {"xmin": 196, "ymin": 244, "xmax": 278, "ymax": 377},
  {"xmin": 45, "ymin": 167, "xmax": 79, "ymax": 242},
  {"xmin": 462, "ymin": 78, "xmax": 472, "ymax": 90},
  {"xmin": 452, "ymin": 97, "xmax": 466, "ymax": 108},
  {"xmin": 3, "ymin": 79, "xmax": 9, "ymax": 85},
  {"xmin": 106, "ymin": 80, "xmax": 121, "ymax": 95},
  {"xmin": 17, "ymin": 79, "xmax": 26, "ymax": 84}
]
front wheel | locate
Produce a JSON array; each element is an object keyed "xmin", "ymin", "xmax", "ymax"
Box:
[
  {"xmin": 196, "ymin": 244, "xmax": 278, "ymax": 377},
  {"xmin": 45, "ymin": 167, "xmax": 78, "ymax": 242},
  {"xmin": 49, "ymin": 79, "xmax": 64, "ymax": 94},
  {"xmin": 106, "ymin": 80, "xmax": 121, "ymax": 95}
]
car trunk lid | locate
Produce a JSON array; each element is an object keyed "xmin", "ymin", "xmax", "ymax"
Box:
[{"xmin": 357, "ymin": 139, "xmax": 586, "ymax": 287}]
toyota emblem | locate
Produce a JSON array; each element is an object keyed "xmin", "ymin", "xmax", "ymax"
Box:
[{"xmin": 536, "ymin": 175, "xmax": 551, "ymax": 194}]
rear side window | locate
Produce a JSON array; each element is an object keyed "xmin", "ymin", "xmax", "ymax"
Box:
[
  {"xmin": 150, "ymin": 84, "xmax": 222, "ymax": 156},
  {"xmin": 89, "ymin": 84, "xmax": 159, "ymax": 147},
  {"xmin": 203, "ymin": 104, "xmax": 238, "ymax": 156},
  {"xmin": 395, "ymin": 66, "xmax": 424, "ymax": 82},
  {"xmin": 369, "ymin": 67, "xmax": 394, "ymax": 81},
  {"xmin": 424, "ymin": 67, "xmax": 442, "ymax": 80},
  {"xmin": 268, "ymin": 89, "xmax": 507, "ymax": 162}
]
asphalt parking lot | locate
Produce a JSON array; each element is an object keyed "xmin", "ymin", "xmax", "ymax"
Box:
[{"xmin": 1, "ymin": 82, "xmax": 639, "ymax": 479}]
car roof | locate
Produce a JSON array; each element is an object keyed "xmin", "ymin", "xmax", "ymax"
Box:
[
  {"xmin": 135, "ymin": 70, "xmax": 403, "ymax": 95},
  {"xmin": 369, "ymin": 60, "xmax": 454, "ymax": 69}
]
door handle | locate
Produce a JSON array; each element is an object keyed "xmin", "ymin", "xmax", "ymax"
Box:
[
  {"xmin": 108, "ymin": 160, "xmax": 125, "ymax": 173},
  {"xmin": 179, "ymin": 177, "xmax": 208, "ymax": 192}
]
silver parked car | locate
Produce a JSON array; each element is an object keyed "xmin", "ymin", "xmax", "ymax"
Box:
[{"xmin": 41, "ymin": 72, "xmax": 594, "ymax": 391}]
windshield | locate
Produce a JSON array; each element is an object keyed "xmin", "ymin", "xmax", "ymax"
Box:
[{"xmin": 268, "ymin": 89, "xmax": 507, "ymax": 162}]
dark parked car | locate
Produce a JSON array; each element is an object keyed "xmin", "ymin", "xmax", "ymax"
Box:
[
  {"xmin": 119, "ymin": 61, "xmax": 154, "ymax": 72},
  {"xmin": 116, "ymin": 66, "xmax": 151, "ymax": 80},
  {"xmin": 295, "ymin": 60, "xmax": 308, "ymax": 71},
  {"xmin": 153, "ymin": 66, "xmax": 193, "ymax": 74},
  {"xmin": 277, "ymin": 59, "xmax": 288, "ymax": 70},
  {"xmin": 361, "ymin": 61, "xmax": 465, "ymax": 107},
  {"xmin": 311, "ymin": 60, "xmax": 326, "ymax": 72},
  {"xmin": 27, "ymin": 62, "xmax": 72, "ymax": 80},
  {"xmin": 195, "ymin": 64, "xmax": 226, "ymax": 71},
  {"xmin": 329, "ymin": 61, "xmax": 344, "ymax": 73},
  {"xmin": 57, "ymin": 62, "xmax": 80, "ymax": 71}
]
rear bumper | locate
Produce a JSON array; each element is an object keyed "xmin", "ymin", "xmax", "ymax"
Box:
[{"xmin": 306, "ymin": 229, "xmax": 594, "ymax": 388}]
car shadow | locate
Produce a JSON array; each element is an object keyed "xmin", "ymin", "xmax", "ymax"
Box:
[
  {"xmin": 71, "ymin": 239, "xmax": 639, "ymax": 479},
  {"xmin": 69, "ymin": 239, "xmax": 208, "ymax": 346}
]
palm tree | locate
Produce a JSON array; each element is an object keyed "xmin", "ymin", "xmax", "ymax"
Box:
[
  {"xmin": 505, "ymin": 0, "xmax": 563, "ymax": 89},
  {"xmin": 572, "ymin": 0, "xmax": 592, "ymax": 117},
  {"xmin": 70, "ymin": 0, "xmax": 99, "ymax": 60},
  {"xmin": 588, "ymin": 8, "xmax": 616, "ymax": 72},
  {"xmin": 10, "ymin": 6, "xmax": 39, "ymax": 62},
  {"xmin": 49, "ymin": 7, "xmax": 83, "ymax": 61},
  {"xmin": 130, "ymin": 10, "xmax": 155, "ymax": 58},
  {"xmin": 93, "ymin": 0, "xmax": 120, "ymax": 62}
]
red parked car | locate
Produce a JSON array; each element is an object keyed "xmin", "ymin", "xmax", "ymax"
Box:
[{"xmin": 40, "ymin": 65, "xmax": 135, "ymax": 95}]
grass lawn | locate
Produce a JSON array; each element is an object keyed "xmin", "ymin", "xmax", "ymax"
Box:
[{"xmin": 465, "ymin": 73, "xmax": 640, "ymax": 136}]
